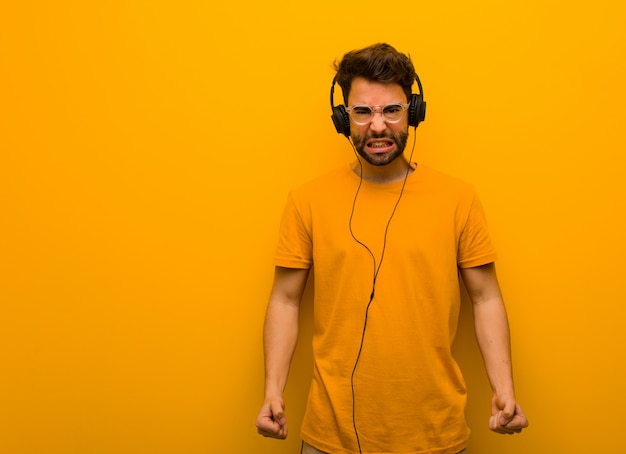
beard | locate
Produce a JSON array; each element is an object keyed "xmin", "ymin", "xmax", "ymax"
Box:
[{"xmin": 352, "ymin": 130, "xmax": 409, "ymax": 166}]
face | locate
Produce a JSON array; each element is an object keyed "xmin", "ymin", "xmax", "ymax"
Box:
[{"xmin": 348, "ymin": 77, "xmax": 409, "ymax": 167}]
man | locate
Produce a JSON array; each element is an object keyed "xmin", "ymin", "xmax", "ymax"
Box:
[{"xmin": 256, "ymin": 43, "xmax": 528, "ymax": 454}]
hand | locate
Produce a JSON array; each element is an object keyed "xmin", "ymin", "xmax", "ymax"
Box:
[
  {"xmin": 256, "ymin": 397, "xmax": 288, "ymax": 439},
  {"xmin": 489, "ymin": 394, "xmax": 529, "ymax": 435}
]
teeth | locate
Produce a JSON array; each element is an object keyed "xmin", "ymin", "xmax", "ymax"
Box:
[{"xmin": 370, "ymin": 141, "xmax": 388, "ymax": 148}]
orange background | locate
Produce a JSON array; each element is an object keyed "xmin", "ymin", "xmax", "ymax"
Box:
[{"xmin": 1, "ymin": 1, "xmax": 625, "ymax": 453}]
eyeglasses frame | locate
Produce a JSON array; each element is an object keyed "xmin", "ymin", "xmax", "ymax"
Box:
[{"xmin": 344, "ymin": 102, "xmax": 410, "ymax": 125}]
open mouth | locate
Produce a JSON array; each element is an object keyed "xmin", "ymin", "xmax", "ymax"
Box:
[{"xmin": 366, "ymin": 138, "xmax": 395, "ymax": 153}]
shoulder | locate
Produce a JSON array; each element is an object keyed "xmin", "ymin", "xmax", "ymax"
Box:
[
  {"xmin": 414, "ymin": 164, "xmax": 476, "ymax": 196},
  {"xmin": 290, "ymin": 164, "xmax": 354, "ymax": 198}
]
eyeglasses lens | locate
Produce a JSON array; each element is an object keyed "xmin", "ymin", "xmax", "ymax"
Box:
[{"xmin": 349, "ymin": 104, "xmax": 405, "ymax": 124}]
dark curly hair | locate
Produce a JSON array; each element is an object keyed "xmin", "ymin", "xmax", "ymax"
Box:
[{"xmin": 333, "ymin": 43, "xmax": 416, "ymax": 105}]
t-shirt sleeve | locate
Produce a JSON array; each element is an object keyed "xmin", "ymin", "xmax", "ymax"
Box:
[
  {"xmin": 457, "ymin": 191, "xmax": 498, "ymax": 268},
  {"xmin": 273, "ymin": 191, "xmax": 313, "ymax": 269}
]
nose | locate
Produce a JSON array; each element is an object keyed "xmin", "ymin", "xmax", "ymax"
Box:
[{"xmin": 369, "ymin": 111, "xmax": 387, "ymax": 133}]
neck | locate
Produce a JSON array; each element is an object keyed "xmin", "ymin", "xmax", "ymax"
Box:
[{"xmin": 351, "ymin": 156, "xmax": 415, "ymax": 184}]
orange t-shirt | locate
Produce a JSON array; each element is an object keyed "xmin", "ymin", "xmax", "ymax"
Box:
[{"xmin": 274, "ymin": 163, "xmax": 497, "ymax": 454}]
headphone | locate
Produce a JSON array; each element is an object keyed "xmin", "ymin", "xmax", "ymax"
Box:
[{"xmin": 330, "ymin": 74, "xmax": 427, "ymax": 137}]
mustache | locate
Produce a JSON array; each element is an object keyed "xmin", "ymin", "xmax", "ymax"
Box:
[{"xmin": 366, "ymin": 132, "xmax": 394, "ymax": 139}]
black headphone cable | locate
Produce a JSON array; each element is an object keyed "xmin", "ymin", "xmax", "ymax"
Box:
[{"xmin": 347, "ymin": 128, "xmax": 418, "ymax": 453}]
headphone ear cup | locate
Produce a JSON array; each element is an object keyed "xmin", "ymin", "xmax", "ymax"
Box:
[
  {"xmin": 408, "ymin": 93, "xmax": 426, "ymax": 127},
  {"xmin": 331, "ymin": 105, "xmax": 351, "ymax": 137}
]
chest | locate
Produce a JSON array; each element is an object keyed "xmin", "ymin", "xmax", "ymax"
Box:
[{"xmin": 308, "ymin": 186, "xmax": 465, "ymax": 273}]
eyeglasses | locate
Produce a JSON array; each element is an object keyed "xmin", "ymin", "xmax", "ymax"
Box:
[{"xmin": 345, "ymin": 103, "xmax": 410, "ymax": 125}]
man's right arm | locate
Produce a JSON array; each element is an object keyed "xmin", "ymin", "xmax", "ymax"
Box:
[{"xmin": 255, "ymin": 266, "xmax": 310, "ymax": 440}]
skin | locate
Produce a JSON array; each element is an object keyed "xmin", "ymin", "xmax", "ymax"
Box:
[
  {"xmin": 256, "ymin": 266, "xmax": 309, "ymax": 440},
  {"xmin": 460, "ymin": 263, "xmax": 529, "ymax": 435},
  {"xmin": 347, "ymin": 77, "xmax": 412, "ymax": 183},
  {"xmin": 255, "ymin": 78, "xmax": 528, "ymax": 441}
]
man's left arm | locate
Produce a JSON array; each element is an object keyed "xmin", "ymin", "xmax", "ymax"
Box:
[{"xmin": 460, "ymin": 263, "xmax": 529, "ymax": 435}]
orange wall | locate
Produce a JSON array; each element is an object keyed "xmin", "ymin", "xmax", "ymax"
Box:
[{"xmin": 1, "ymin": 1, "xmax": 625, "ymax": 453}]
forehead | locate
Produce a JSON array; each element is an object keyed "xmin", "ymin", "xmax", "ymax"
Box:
[{"xmin": 347, "ymin": 77, "xmax": 407, "ymax": 106}]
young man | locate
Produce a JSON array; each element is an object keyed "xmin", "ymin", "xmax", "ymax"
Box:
[{"xmin": 256, "ymin": 43, "xmax": 528, "ymax": 454}]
